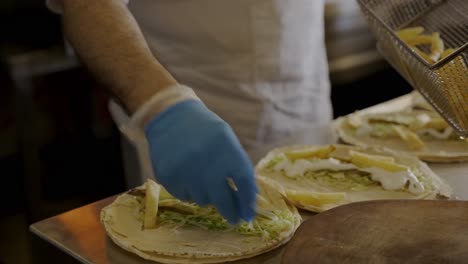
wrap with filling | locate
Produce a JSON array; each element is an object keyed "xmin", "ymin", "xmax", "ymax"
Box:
[
  {"xmin": 256, "ymin": 144, "xmax": 452, "ymax": 212},
  {"xmin": 101, "ymin": 178, "xmax": 301, "ymax": 263},
  {"xmin": 335, "ymin": 109, "xmax": 468, "ymax": 162}
]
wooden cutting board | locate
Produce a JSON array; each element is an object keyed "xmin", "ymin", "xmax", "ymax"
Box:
[{"xmin": 282, "ymin": 200, "xmax": 468, "ymax": 264}]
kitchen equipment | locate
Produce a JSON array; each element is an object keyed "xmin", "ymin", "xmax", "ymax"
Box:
[
  {"xmin": 324, "ymin": 0, "xmax": 388, "ymax": 85},
  {"xmin": 282, "ymin": 200, "xmax": 468, "ymax": 264},
  {"xmin": 357, "ymin": 0, "xmax": 468, "ymax": 137}
]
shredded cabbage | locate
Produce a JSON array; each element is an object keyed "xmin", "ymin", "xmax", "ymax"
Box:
[
  {"xmin": 266, "ymin": 156, "xmax": 285, "ymax": 169},
  {"xmin": 413, "ymin": 168, "xmax": 434, "ymax": 192},
  {"xmin": 157, "ymin": 204, "xmax": 294, "ymax": 240},
  {"xmin": 304, "ymin": 170, "xmax": 379, "ymax": 191}
]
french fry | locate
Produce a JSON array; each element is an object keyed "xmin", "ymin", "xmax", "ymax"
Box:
[
  {"xmin": 144, "ymin": 180, "xmax": 161, "ymax": 229},
  {"xmin": 425, "ymin": 117, "xmax": 449, "ymax": 130},
  {"xmin": 349, "ymin": 150, "xmax": 406, "ymax": 172},
  {"xmin": 430, "ymin": 32, "xmax": 444, "ymax": 62},
  {"xmin": 349, "ymin": 150, "xmax": 395, "ymax": 163},
  {"xmin": 392, "ymin": 126, "xmax": 426, "ymax": 150},
  {"xmin": 285, "ymin": 145, "xmax": 336, "ymax": 161},
  {"xmin": 396, "ymin": 26, "xmax": 425, "ymax": 42},
  {"xmin": 285, "ymin": 190, "xmax": 346, "ymax": 207},
  {"xmin": 407, "ymin": 34, "xmax": 433, "ymax": 46},
  {"xmin": 413, "ymin": 47, "xmax": 434, "ymax": 63}
]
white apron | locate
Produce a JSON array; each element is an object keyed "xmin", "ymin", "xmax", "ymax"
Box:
[{"xmin": 128, "ymin": 0, "xmax": 333, "ymax": 161}]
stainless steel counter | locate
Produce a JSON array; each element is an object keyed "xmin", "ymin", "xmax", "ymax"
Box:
[{"xmin": 30, "ymin": 94, "xmax": 468, "ymax": 264}]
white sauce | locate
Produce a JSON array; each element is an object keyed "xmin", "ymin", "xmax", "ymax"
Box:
[
  {"xmin": 272, "ymin": 158, "xmax": 425, "ymax": 194},
  {"xmin": 415, "ymin": 113, "xmax": 431, "ymax": 126},
  {"xmin": 362, "ymin": 168, "xmax": 424, "ymax": 194}
]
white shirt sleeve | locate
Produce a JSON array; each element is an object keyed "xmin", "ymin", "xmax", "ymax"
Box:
[{"xmin": 46, "ymin": 0, "xmax": 130, "ymax": 14}]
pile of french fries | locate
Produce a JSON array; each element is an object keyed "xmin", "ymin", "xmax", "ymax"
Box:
[{"xmin": 396, "ymin": 26, "xmax": 455, "ymax": 64}]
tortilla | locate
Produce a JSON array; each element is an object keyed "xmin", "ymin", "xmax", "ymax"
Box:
[
  {"xmin": 256, "ymin": 144, "xmax": 452, "ymax": 213},
  {"xmin": 101, "ymin": 178, "xmax": 301, "ymax": 264},
  {"xmin": 335, "ymin": 109, "xmax": 468, "ymax": 162}
]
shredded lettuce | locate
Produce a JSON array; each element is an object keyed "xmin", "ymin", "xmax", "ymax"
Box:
[
  {"xmin": 266, "ymin": 156, "xmax": 285, "ymax": 169},
  {"xmin": 370, "ymin": 124, "xmax": 395, "ymax": 138},
  {"xmin": 159, "ymin": 207, "xmax": 227, "ymax": 231},
  {"xmin": 130, "ymin": 184, "xmax": 296, "ymax": 240},
  {"xmin": 304, "ymin": 169, "xmax": 379, "ymax": 191},
  {"xmin": 413, "ymin": 168, "xmax": 434, "ymax": 192},
  {"xmin": 157, "ymin": 205, "xmax": 294, "ymax": 240}
]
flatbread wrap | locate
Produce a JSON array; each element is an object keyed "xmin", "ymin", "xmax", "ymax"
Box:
[
  {"xmin": 256, "ymin": 144, "xmax": 452, "ymax": 213},
  {"xmin": 101, "ymin": 178, "xmax": 301, "ymax": 263},
  {"xmin": 335, "ymin": 109, "xmax": 468, "ymax": 162}
]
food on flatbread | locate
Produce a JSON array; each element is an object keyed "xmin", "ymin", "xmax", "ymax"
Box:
[
  {"xmin": 336, "ymin": 110, "xmax": 468, "ymax": 162},
  {"xmin": 101, "ymin": 178, "xmax": 301, "ymax": 264},
  {"xmin": 256, "ymin": 144, "xmax": 452, "ymax": 213}
]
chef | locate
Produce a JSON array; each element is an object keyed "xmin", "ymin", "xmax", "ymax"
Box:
[{"xmin": 46, "ymin": 0, "xmax": 332, "ymax": 224}]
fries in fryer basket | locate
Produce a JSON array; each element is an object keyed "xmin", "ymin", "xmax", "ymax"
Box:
[{"xmin": 396, "ymin": 27, "xmax": 455, "ymax": 64}]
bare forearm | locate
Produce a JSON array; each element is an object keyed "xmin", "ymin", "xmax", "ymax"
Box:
[{"xmin": 62, "ymin": 0, "xmax": 177, "ymax": 113}]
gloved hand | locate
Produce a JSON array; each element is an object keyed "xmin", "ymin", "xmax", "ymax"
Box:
[{"xmin": 145, "ymin": 99, "xmax": 258, "ymax": 224}]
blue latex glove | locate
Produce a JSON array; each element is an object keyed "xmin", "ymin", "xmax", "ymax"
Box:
[{"xmin": 145, "ymin": 99, "xmax": 258, "ymax": 224}]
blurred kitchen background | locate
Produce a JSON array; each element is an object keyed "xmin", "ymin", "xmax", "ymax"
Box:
[{"xmin": 0, "ymin": 0, "xmax": 412, "ymax": 263}]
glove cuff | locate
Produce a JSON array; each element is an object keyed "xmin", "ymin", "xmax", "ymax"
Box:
[
  {"xmin": 108, "ymin": 84, "xmax": 200, "ymax": 184},
  {"xmin": 112, "ymin": 84, "xmax": 201, "ymax": 139},
  {"xmin": 130, "ymin": 84, "xmax": 201, "ymax": 129}
]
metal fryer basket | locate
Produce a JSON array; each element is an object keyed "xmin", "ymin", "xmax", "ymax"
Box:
[{"xmin": 357, "ymin": 0, "xmax": 468, "ymax": 137}]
